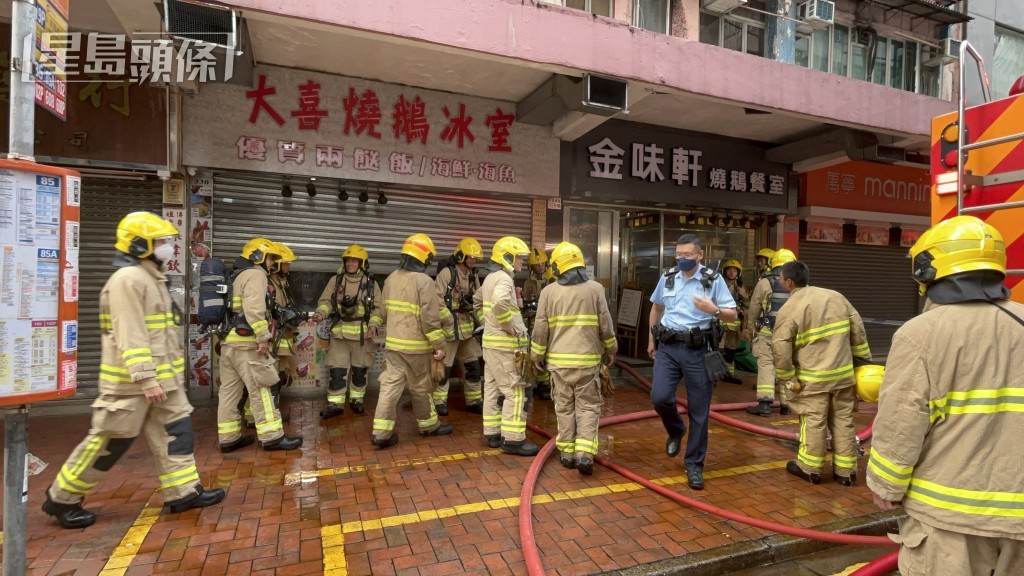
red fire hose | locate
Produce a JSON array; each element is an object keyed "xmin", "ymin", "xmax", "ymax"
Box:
[{"xmin": 848, "ymin": 550, "xmax": 899, "ymax": 575}]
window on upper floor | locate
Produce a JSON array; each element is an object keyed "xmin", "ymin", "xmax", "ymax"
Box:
[
  {"xmin": 635, "ymin": 0, "xmax": 671, "ymax": 35},
  {"xmin": 993, "ymin": 26, "xmax": 1024, "ymax": 99},
  {"xmin": 558, "ymin": 0, "xmax": 614, "ymax": 18}
]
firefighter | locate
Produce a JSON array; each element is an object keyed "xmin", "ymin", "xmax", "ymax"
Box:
[
  {"xmin": 868, "ymin": 216, "xmax": 1023, "ymax": 575},
  {"xmin": 370, "ymin": 234, "xmax": 452, "ymax": 447},
  {"xmin": 433, "ymin": 238, "xmax": 485, "ymax": 415},
  {"xmin": 217, "ymin": 238, "xmax": 302, "ymax": 452},
  {"xmin": 311, "ymin": 245, "xmax": 383, "ymax": 418},
  {"xmin": 719, "ymin": 259, "xmax": 747, "ymax": 385},
  {"xmin": 743, "ymin": 248, "xmax": 795, "ymax": 416},
  {"xmin": 771, "ymin": 260, "xmax": 871, "ymax": 486},
  {"xmin": 755, "ymin": 248, "xmax": 775, "ymax": 277},
  {"xmin": 523, "ymin": 248, "xmax": 554, "ymax": 401},
  {"xmin": 240, "ymin": 241, "xmax": 296, "ymax": 428},
  {"xmin": 43, "ymin": 212, "xmax": 225, "ymax": 529},
  {"xmin": 530, "ymin": 242, "xmax": 617, "ymax": 475},
  {"xmin": 474, "ymin": 236, "xmax": 539, "ymax": 456}
]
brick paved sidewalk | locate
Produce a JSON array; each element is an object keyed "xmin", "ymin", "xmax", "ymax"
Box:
[{"xmin": 0, "ymin": 369, "xmax": 885, "ymax": 576}]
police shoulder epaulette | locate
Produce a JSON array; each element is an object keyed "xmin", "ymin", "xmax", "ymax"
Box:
[{"xmin": 663, "ymin": 267, "xmax": 679, "ymax": 278}]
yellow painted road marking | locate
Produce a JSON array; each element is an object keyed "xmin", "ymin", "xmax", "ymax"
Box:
[
  {"xmin": 98, "ymin": 505, "xmax": 162, "ymax": 576},
  {"xmin": 285, "ymin": 449, "xmax": 504, "ymax": 484},
  {"xmin": 320, "ymin": 458, "xmax": 790, "ymax": 574}
]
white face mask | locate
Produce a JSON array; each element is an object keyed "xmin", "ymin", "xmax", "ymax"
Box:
[{"xmin": 153, "ymin": 242, "xmax": 175, "ymax": 264}]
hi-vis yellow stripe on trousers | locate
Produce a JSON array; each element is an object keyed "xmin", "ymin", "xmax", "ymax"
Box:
[{"xmin": 159, "ymin": 466, "xmax": 200, "ymax": 490}]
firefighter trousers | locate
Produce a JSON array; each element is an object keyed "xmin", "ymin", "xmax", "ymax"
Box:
[
  {"xmin": 326, "ymin": 338, "xmax": 374, "ymax": 404},
  {"xmin": 482, "ymin": 348, "xmax": 528, "ymax": 443},
  {"xmin": 550, "ymin": 365, "xmax": 603, "ymax": 461},
  {"xmin": 786, "ymin": 385, "xmax": 857, "ymax": 476},
  {"xmin": 752, "ymin": 334, "xmax": 787, "ymax": 406},
  {"xmin": 217, "ymin": 346, "xmax": 284, "ymax": 444},
  {"xmin": 436, "ymin": 337, "xmax": 483, "ymax": 406},
  {"xmin": 48, "ymin": 388, "xmax": 201, "ymax": 506},
  {"xmin": 371, "ymin": 350, "xmax": 439, "ymax": 441},
  {"xmin": 895, "ymin": 515, "xmax": 1023, "ymax": 576}
]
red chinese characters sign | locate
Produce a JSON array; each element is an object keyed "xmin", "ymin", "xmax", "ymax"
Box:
[{"xmin": 184, "ymin": 66, "xmax": 559, "ymax": 197}]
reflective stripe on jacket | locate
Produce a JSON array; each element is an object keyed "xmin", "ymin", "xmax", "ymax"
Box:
[
  {"xmin": 380, "ymin": 268, "xmax": 446, "ymax": 354},
  {"xmin": 770, "ymin": 286, "xmax": 870, "ymax": 391},
  {"xmin": 98, "ymin": 259, "xmax": 185, "ymax": 394},
  {"xmin": 530, "ymin": 280, "xmax": 617, "ymax": 368},
  {"xmin": 867, "ymin": 300, "xmax": 1024, "ymax": 539},
  {"xmin": 224, "ymin": 267, "xmax": 272, "ymax": 347}
]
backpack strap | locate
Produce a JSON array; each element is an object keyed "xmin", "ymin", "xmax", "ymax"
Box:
[{"xmin": 991, "ymin": 301, "xmax": 1024, "ymax": 328}]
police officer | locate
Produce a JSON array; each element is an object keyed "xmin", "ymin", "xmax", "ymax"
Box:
[
  {"xmin": 868, "ymin": 216, "xmax": 1023, "ymax": 575},
  {"xmin": 434, "ymin": 238, "xmax": 485, "ymax": 415},
  {"xmin": 43, "ymin": 213, "xmax": 225, "ymax": 529},
  {"xmin": 771, "ymin": 260, "xmax": 871, "ymax": 486},
  {"xmin": 312, "ymin": 245, "xmax": 383, "ymax": 418},
  {"xmin": 217, "ymin": 238, "xmax": 302, "ymax": 452},
  {"xmin": 648, "ymin": 234, "xmax": 737, "ymax": 490},
  {"xmin": 531, "ymin": 242, "xmax": 617, "ymax": 475},
  {"xmin": 475, "ymin": 236, "xmax": 539, "ymax": 456},
  {"xmin": 370, "ymin": 234, "xmax": 452, "ymax": 447},
  {"xmin": 523, "ymin": 248, "xmax": 554, "ymax": 401},
  {"xmin": 744, "ymin": 249, "xmax": 795, "ymax": 416},
  {"xmin": 719, "ymin": 259, "xmax": 747, "ymax": 385}
]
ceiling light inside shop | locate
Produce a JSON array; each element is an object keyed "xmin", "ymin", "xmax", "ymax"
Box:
[
  {"xmin": 281, "ymin": 183, "xmax": 293, "ymax": 197},
  {"xmin": 359, "ymin": 191, "xmax": 369, "ymax": 203},
  {"xmin": 338, "ymin": 188, "xmax": 349, "ymax": 201},
  {"xmin": 377, "ymin": 193, "xmax": 388, "ymax": 205},
  {"xmin": 306, "ymin": 179, "xmax": 317, "ymax": 197}
]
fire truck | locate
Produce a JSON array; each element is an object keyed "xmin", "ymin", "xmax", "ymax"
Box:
[{"xmin": 931, "ymin": 41, "xmax": 1024, "ymax": 303}]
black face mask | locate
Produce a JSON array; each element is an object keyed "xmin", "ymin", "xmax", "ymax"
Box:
[{"xmin": 677, "ymin": 257, "xmax": 698, "ymax": 272}]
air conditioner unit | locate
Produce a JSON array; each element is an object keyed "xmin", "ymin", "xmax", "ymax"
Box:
[
  {"xmin": 163, "ymin": 0, "xmax": 239, "ymax": 52},
  {"xmin": 925, "ymin": 37, "xmax": 961, "ymax": 66},
  {"xmin": 797, "ymin": 0, "xmax": 835, "ymax": 33},
  {"xmin": 702, "ymin": 0, "xmax": 747, "ymax": 14}
]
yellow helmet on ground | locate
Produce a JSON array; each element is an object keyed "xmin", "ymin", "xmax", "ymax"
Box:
[
  {"xmin": 855, "ymin": 365, "xmax": 884, "ymax": 403},
  {"xmin": 722, "ymin": 259, "xmax": 743, "ymax": 273},
  {"xmin": 550, "ymin": 242, "xmax": 585, "ymax": 277},
  {"xmin": 771, "ymin": 248, "xmax": 797, "ymax": 269},
  {"xmin": 910, "ymin": 215, "xmax": 1005, "ymax": 293},
  {"xmin": 528, "ymin": 248, "xmax": 549, "ymax": 266},
  {"xmin": 491, "ymin": 236, "xmax": 531, "ymax": 272},
  {"xmin": 115, "ymin": 212, "xmax": 179, "ymax": 258},
  {"xmin": 275, "ymin": 242, "xmax": 297, "ymax": 263},
  {"xmin": 342, "ymin": 244, "xmax": 370, "ymax": 270},
  {"xmin": 241, "ymin": 237, "xmax": 278, "ymax": 265},
  {"xmin": 402, "ymin": 233, "xmax": 436, "ymax": 265},
  {"xmin": 455, "ymin": 238, "xmax": 484, "ymax": 262},
  {"xmin": 757, "ymin": 248, "xmax": 776, "ymax": 259}
]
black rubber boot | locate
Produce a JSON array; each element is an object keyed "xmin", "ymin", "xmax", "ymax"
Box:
[
  {"xmin": 779, "ymin": 404, "xmax": 791, "ymax": 416},
  {"xmin": 42, "ymin": 492, "xmax": 96, "ymax": 529},
  {"xmin": 835, "ymin": 471, "xmax": 857, "ymax": 487},
  {"xmin": 577, "ymin": 456, "xmax": 594, "ymax": 476},
  {"xmin": 219, "ymin": 435, "xmax": 255, "ymax": 453},
  {"xmin": 421, "ymin": 424, "xmax": 454, "ymax": 437},
  {"xmin": 502, "ymin": 440, "xmax": 540, "ymax": 456},
  {"xmin": 350, "ymin": 367, "xmax": 369, "ymax": 414},
  {"xmin": 786, "ymin": 461, "xmax": 821, "ymax": 485},
  {"xmin": 372, "ymin": 434, "xmax": 399, "ymax": 448},
  {"xmin": 560, "ymin": 453, "xmax": 576, "ymax": 469},
  {"xmin": 484, "ymin": 434, "xmax": 502, "ymax": 449},
  {"xmin": 165, "ymin": 486, "xmax": 226, "ymax": 514},
  {"xmin": 745, "ymin": 400, "xmax": 773, "ymax": 416},
  {"xmin": 465, "ymin": 402, "xmax": 483, "ymax": 414},
  {"xmin": 262, "ymin": 436, "xmax": 303, "ymax": 451}
]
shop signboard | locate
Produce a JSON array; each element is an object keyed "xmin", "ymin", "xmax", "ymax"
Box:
[
  {"xmin": 565, "ymin": 121, "xmax": 793, "ymax": 212},
  {"xmin": 802, "ymin": 160, "xmax": 930, "ymax": 216},
  {"xmin": 183, "ymin": 65, "xmax": 559, "ymax": 197}
]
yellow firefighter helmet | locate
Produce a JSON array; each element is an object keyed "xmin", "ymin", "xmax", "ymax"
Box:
[
  {"xmin": 274, "ymin": 242, "xmax": 297, "ymax": 263},
  {"xmin": 114, "ymin": 212, "xmax": 179, "ymax": 258},
  {"xmin": 757, "ymin": 248, "xmax": 776, "ymax": 259},
  {"xmin": 402, "ymin": 233, "xmax": 436, "ymax": 265},
  {"xmin": 241, "ymin": 237, "xmax": 279, "ymax": 265},
  {"xmin": 549, "ymin": 242, "xmax": 585, "ymax": 277},
  {"xmin": 455, "ymin": 237, "xmax": 484, "ymax": 262},
  {"xmin": 528, "ymin": 248, "xmax": 549, "ymax": 266},
  {"xmin": 909, "ymin": 215, "xmax": 1005, "ymax": 293},
  {"xmin": 490, "ymin": 236, "xmax": 531, "ymax": 272},
  {"xmin": 722, "ymin": 259, "xmax": 743, "ymax": 273},
  {"xmin": 855, "ymin": 365, "xmax": 884, "ymax": 403},
  {"xmin": 342, "ymin": 244, "xmax": 370, "ymax": 270},
  {"xmin": 770, "ymin": 248, "xmax": 797, "ymax": 269}
]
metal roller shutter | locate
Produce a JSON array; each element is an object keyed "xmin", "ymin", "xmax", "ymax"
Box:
[
  {"xmin": 797, "ymin": 242, "xmax": 922, "ymax": 360},
  {"xmin": 76, "ymin": 178, "xmax": 164, "ymax": 402},
  {"xmin": 211, "ymin": 171, "xmax": 534, "ymax": 273}
]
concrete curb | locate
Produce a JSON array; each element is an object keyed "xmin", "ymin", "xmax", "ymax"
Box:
[{"xmin": 600, "ymin": 510, "xmax": 904, "ymax": 576}]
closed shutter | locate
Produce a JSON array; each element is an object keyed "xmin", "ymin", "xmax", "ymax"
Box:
[
  {"xmin": 76, "ymin": 178, "xmax": 164, "ymax": 402},
  {"xmin": 798, "ymin": 242, "xmax": 921, "ymax": 360},
  {"xmin": 211, "ymin": 171, "xmax": 534, "ymax": 273}
]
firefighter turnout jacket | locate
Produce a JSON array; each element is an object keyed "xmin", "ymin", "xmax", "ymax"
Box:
[
  {"xmin": 381, "ymin": 268, "xmax": 447, "ymax": 354},
  {"xmin": 99, "ymin": 259, "xmax": 185, "ymax": 394},
  {"xmin": 771, "ymin": 286, "xmax": 871, "ymax": 391},
  {"xmin": 316, "ymin": 271, "xmax": 383, "ymax": 341},
  {"xmin": 745, "ymin": 272, "xmax": 788, "ymax": 336},
  {"xmin": 270, "ymin": 273, "xmax": 295, "ymax": 356},
  {"xmin": 530, "ymin": 281, "xmax": 617, "ymax": 369},
  {"xmin": 867, "ymin": 300, "xmax": 1024, "ymax": 539},
  {"xmin": 435, "ymin": 264, "xmax": 481, "ymax": 340},
  {"xmin": 224, "ymin": 265, "xmax": 273, "ymax": 348},
  {"xmin": 475, "ymin": 267, "xmax": 528, "ymax": 351}
]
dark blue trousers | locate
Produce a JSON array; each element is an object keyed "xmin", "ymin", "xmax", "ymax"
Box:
[{"xmin": 651, "ymin": 341, "xmax": 713, "ymax": 472}]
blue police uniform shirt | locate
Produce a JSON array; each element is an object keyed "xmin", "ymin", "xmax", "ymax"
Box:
[{"xmin": 650, "ymin": 265, "xmax": 737, "ymax": 331}]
